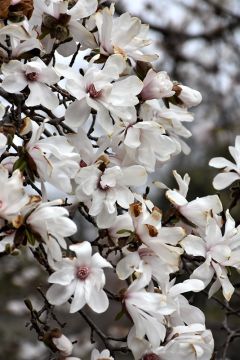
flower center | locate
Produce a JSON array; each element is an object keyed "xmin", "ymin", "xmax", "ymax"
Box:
[
  {"xmin": 143, "ymin": 354, "xmax": 160, "ymax": 360},
  {"xmin": 76, "ymin": 266, "xmax": 90, "ymax": 280},
  {"xmin": 25, "ymin": 72, "xmax": 39, "ymax": 82},
  {"xmin": 88, "ymin": 84, "xmax": 102, "ymax": 99}
]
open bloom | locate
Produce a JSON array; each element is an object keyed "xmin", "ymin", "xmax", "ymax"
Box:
[
  {"xmin": 75, "ymin": 162, "xmax": 147, "ymax": 228},
  {"xmin": 56, "ymin": 54, "xmax": 143, "ymax": 134},
  {"xmin": 156, "ymin": 170, "xmax": 223, "ymax": 229},
  {"xmin": 26, "ymin": 121, "xmax": 80, "ymax": 193},
  {"xmin": 0, "ymin": 166, "xmax": 29, "ymax": 228},
  {"xmin": 181, "ymin": 211, "xmax": 240, "ymax": 301},
  {"xmin": 209, "ymin": 135, "xmax": 240, "ymax": 190},
  {"xmin": 94, "ymin": 6, "xmax": 158, "ymax": 62},
  {"xmin": 26, "ymin": 199, "xmax": 77, "ymax": 262},
  {"xmin": 1, "ymin": 58, "xmax": 59, "ymax": 109},
  {"xmin": 46, "ymin": 241, "xmax": 112, "ymax": 313}
]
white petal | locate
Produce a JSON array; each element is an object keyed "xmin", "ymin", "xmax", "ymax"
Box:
[
  {"xmin": 209, "ymin": 157, "xmax": 236, "ymax": 169},
  {"xmin": 70, "ymin": 281, "xmax": 86, "ymax": 313},
  {"xmin": 181, "ymin": 235, "xmax": 206, "ymax": 257},
  {"xmin": 46, "ymin": 282, "xmax": 76, "ymax": 306},
  {"xmin": 65, "ymin": 99, "xmax": 90, "ymax": 130},
  {"xmin": 86, "ymin": 287, "xmax": 109, "ymax": 313},
  {"xmin": 26, "ymin": 82, "xmax": 59, "ymax": 109},
  {"xmin": 70, "ymin": 241, "xmax": 92, "ymax": 263},
  {"xmin": 213, "ymin": 172, "xmax": 240, "ymax": 190},
  {"xmin": 48, "ymin": 267, "xmax": 75, "ymax": 286}
]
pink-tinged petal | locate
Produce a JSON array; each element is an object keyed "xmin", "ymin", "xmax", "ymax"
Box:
[
  {"xmin": 26, "ymin": 82, "xmax": 59, "ymax": 109},
  {"xmin": 124, "ymin": 127, "xmax": 141, "ymax": 149},
  {"xmin": 2, "ymin": 74, "xmax": 27, "ymax": 93},
  {"xmin": 46, "ymin": 281, "xmax": 76, "ymax": 306},
  {"xmin": 213, "ymin": 172, "xmax": 240, "ymax": 190},
  {"xmin": 65, "ymin": 99, "xmax": 91, "ymax": 130},
  {"xmin": 169, "ymin": 279, "xmax": 204, "ymax": 297},
  {"xmin": 86, "ymin": 287, "xmax": 109, "ymax": 313},
  {"xmin": 70, "ymin": 281, "xmax": 86, "ymax": 313},
  {"xmin": 181, "ymin": 235, "xmax": 206, "ymax": 257},
  {"xmin": 91, "ymin": 253, "xmax": 112, "ymax": 269},
  {"xmin": 209, "ymin": 157, "xmax": 236, "ymax": 170},
  {"xmin": 48, "ymin": 267, "xmax": 75, "ymax": 286}
]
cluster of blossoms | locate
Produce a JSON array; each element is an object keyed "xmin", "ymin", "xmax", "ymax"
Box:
[{"xmin": 0, "ymin": 1, "xmax": 240, "ymax": 359}]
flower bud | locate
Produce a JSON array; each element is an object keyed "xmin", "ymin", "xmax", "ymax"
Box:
[
  {"xmin": 173, "ymin": 84, "xmax": 202, "ymax": 108},
  {"xmin": 140, "ymin": 69, "xmax": 174, "ymax": 100}
]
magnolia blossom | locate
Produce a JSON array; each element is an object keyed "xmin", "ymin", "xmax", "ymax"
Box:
[
  {"xmin": 95, "ymin": 6, "xmax": 158, "ymax": 62},
  {"xmin": 75, "ymin": 162, "xmax": 147, "ymax": 228},
  {"xmin": 46, "ymin": 241, "xmax": 112, "ymax": 313},
  {"xmin": 156, "ymin": 170, "xmax": 223, "ymax": 229},
  {"xmin": 31, "ymin": 0, "xmax": 97, "ymax": 49},
  {"xmin": 181, "ymin": 211, "xmax": 240, "ymax": 301},
  {"xmin": 123, "ymin": 274, "xmax": 175, "ymax": 349},
  {"xmin": 128, "ymin": 201, "xmax": 185, "ymax": 272},
  {"xmin": 56, "ymin": 54, "xmax": 143, "ymax": 134},
  {"xmin": 0, "ymin": 166, "xmax": 29, "ymax": 228},
  {"xmin": 140, "ymin": 70, "xmax": 174, "ymax": 100},
  {"xmin": 209, "ymin": 135, "xmax": 240, "ymax": 190},
  {"xmin": 174, "ymin": 84, "xmax": 202, "ymax": 108},
  {"xmin": 1, "ymin": 58, "xmax": 60, "ymax": 109},
  {"xmin": 26, "ymin": 199, "xmax": 77, "ymax": 262},
  {"xmin": 26, "ymin": 122, "xmax": 80, "ymax": 193},
  {"xmin": 128, "ymin": 323, "xmax": 213, "ymax": 360}
]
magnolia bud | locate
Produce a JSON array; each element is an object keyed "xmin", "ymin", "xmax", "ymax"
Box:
[
  {"xmin": 140, "ymin": 69, "xmax": 174, "ymax": 100},
  {"xmin": 51, "ymin": 330, "xmax": 73, "ymax": 357},
  {"xmin": 174, "ymin": 84, "xmax": 202, "ymax": 108}
]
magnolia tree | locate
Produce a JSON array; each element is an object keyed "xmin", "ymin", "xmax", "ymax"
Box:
[{"xmin": 1, "ymin": 1, "xmax": 240, "ymax": 359}]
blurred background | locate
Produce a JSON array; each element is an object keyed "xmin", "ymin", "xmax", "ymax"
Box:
[{"xmin": 1, "ymin": 0, "xmax": 240, "ymax": 359}]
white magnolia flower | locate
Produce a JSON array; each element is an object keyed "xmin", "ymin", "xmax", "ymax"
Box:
[
  {"xmin": 124, "ymin": 273, "xmax": 175, "ymax": 349},
  {"xmin": 127, "ymin": 323, "xmax": 213, "ymax": 360},
  {"xmin": 31, "ymin": 0, "xmax": 97, "ymax": 49},
  {"xmin": 46, "ymin": 241, "xmax": 112, "ymax": 313},
  {"xmin": 209, "ymin": 135, "xmax": 240, "ymax": 190},
  {"xmin": 1, "ymin": 58, "xmax": 60, "ymax": 110},
  {"xmin": 121, "ymin": 119, "xmax": 177, "ymax": 172},
  {"xmin": 95, "ymin": 6, "xmax": 158, "ymax": 62},
  {"xmin": 0, "ymin": 166, "xmax": 29, "ymax": 227},
  {"xmin": 128, "ymin": 202, "xmax": 185, "ymax": 272},
  {"xmin": 156, "ymin": 170, "xmax": 223, "ymax": 229},
  {"xmin": 0, "ymin": 133, "xmax": 7, "ymax": 157},
  {"xmin": 174, "ymin": 84, "xmax": 202, "ymax": 108},
  {"xmin": 75, "ymin": 162, "xmax": 147, "ymax": 228},
  {"xmin": 0, "ymin": 21, "xmax": 42, "ymax": 58},
  {"xmin": 154, "ymin": 324, "xmax": 213, "ymax": 360},
  {"xmin": 181, "ymin": 211, "xmax": 240, "ymax": 301},
  {"xmin": 56, "ymin": 54, "xmax": 142, "ymax": 134},
  {"xmin": 140, "ymin": 70, "xmax": 174, "ymax": 100},
  {"xmin": 91, "ymin": 348, "xmax": 114, "ymax": 360},
  {"xmin": 140, "ymin": 101, "xmax": 194, "ymax": 155},
  {"xmin": 26, "ymin": 121, "xmax": 80, "ymax": 193},
  {"xmin": 159, "ymin": 278, "xmax": 205, "ymax": 327},
  {"xmin": 26, "ymin": 199, "xmax": 77, "ymax": 262}
]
